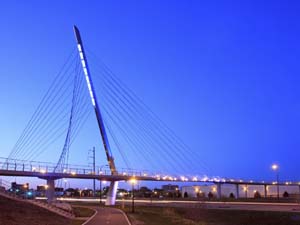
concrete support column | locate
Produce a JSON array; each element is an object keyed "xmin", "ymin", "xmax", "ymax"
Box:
[
  {"xmin": 106, "ymin": 181, "xmax": 118, "ymax": 205},
  {"xmin": 217, "ymin": 183, "xmax": 222, "ymax": 199},
  {"xmin": 264, "ymin": 185, "xmax": 268, "ymax": 198},
  {"xmin": 46, "ymin": 179, "xmax": 55, "ymax": 203},
  {"xmin": 236, "ymin": 184, "xmax": 239, "ymax": 199}
]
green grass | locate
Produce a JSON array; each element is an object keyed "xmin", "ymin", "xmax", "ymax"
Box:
[
  {"xmin": 0, "ymin": 195, "xmax": 72, "ymax": 225},
  {"xmin": 123, "ymin": 206, "xmax": 300, "ymax": 225},
  {"xmin": 72, "ymin": 207, "xmax": 95, "ymax": 217},
  {"xmin": 70, "ymin": 220, "xmax": 85, "ymax": 225},
  {"xmin": 124, "ymin": 207, "xmax": 196, "ymax": 225}
]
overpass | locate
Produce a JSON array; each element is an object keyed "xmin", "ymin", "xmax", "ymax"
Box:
[{"xmin": 1, "ymin": 156, "xmax": 300, "ymax": 202}]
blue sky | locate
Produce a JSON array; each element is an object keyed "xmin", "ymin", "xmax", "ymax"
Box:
[{"xmin": 1, "ymin": 0, "xmax": 300, "ymax": 188}]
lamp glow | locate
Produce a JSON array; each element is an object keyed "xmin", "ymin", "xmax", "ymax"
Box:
[
  {"xmin": 130, "ymin": 178, "xmax": 137, "ymax": 185},
  {"xmin": 271, "ymin": 164, "xmax": 279, "ymax": 171}
]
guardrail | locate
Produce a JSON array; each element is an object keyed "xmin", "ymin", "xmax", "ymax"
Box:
[
  {"xmin": 0, "ymin": 157, "xmax": 151, "ymax": 177},
  {"xmin": 2, "ymin": 157, "xmax": 300, "ymax": 186}
]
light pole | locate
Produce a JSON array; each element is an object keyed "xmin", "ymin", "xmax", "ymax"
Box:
[
  {"xmin": 271, "ymin": 164, "xmax": 279, "ymax": 200},
  {"xmin": 92, "ymin": 147, "xmax": 95, "ymax": 197},
  {"xmin": 99, "ymin": 164, "xmax": 108, "ymax": 205},
  {"xmin": 99, "ymin": 180, "xmax": 102, "ymax": 204},
  {"xmin": 130, "ymin": 178, "xmax": 137, "ymax": 213},
  {"xmin": 195, "ymin": 187, "xmax": 199, "ymax": 198}
]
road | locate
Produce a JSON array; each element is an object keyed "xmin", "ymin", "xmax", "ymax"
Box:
[
  {"xmin": 84, "ymin": 207, "xmax": 131, "ymax": 225},
  {"xmin": 133, "ymin": 200, "xmax": 300, "ymax": 212},
  {"xmin": 39, "ymin": 197, "xmax": 300, "ymax": 212},
  {"xmin": 129, "ymin": 199, "xmax": 300, "ymax": 212}
]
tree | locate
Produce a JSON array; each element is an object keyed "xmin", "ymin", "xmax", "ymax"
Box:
[
  {"xmin": 254, "ymin": 191, "xmax": 261, "ymax": 199},
  {"xmin": 184, "ymin": 192, "xmax": 188, "ymax": 198},
  {"xmin": 208, "ymin": 192, "xmax": 214, "ymax": 200},
  {"xmin": 229, "ymin": 193, "xmax": 235, "ymax": 199},
  {"xmin": 139, "ymin": 186, "xmax": 152, "ymax": 197}
]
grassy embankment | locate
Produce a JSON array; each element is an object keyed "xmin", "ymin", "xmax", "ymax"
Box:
[
  {"xmin": 123, "ymin": 206, "xmax": 300, "ymax": 225},
  {"xmin": 0, "ymin": 195, "xmax": 94, "ymax": 225}
]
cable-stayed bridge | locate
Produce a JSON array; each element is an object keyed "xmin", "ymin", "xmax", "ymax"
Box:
[{"xmin": 1, "ymin": 26, "xmax": 298, "ymax": 205}]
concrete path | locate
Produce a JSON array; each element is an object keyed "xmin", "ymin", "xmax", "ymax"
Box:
[{"xmin": 84, "ymin": 207, "xmax": 131, "ymax": 225}]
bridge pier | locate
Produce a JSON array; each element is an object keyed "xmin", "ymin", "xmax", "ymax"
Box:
[
  {"xmin": 46, "ymin": 179, "xmax": 55, "ymax": 203},
  {"xmin": 105, "ymin": 181, "xmax": 118, "ymax": 205}
]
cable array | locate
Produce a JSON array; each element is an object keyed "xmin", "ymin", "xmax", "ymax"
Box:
[
  {"xmin": 7, "ymin": 49, "xmax": 92, "ymax": 172},
  {"xmin": 85, "ymin": 49, "xmax": 211, "ymax": 176},
  {"xmin": 7, "ymin": 45, "xmax": 211, "ymax": 178}
]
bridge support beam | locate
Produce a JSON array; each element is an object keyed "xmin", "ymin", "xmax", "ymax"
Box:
[
  {"xmin": 235, "ymin": 184, "xmax": 239, "ymax": 199},
  {"xmin": 46, "ymin": 179, "xmax": 55, "ymax": 203},
  {"xmin": 105, "ymin": 181, "xmax": 118, "ymax": 205},
  {"xmin": 217, "ymin": 183, "xmax": 222, "ymax": 199}
]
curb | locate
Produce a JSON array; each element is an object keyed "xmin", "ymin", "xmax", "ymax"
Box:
[
  {"xmin": 81, "ymin": 208, "xmax": 98, "ymax": 225},
  {"xmin": 115, "ymin": 208, "xmax": 132, "ymax": 225}
]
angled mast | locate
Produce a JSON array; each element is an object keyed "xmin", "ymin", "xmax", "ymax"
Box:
[{"xmin": 73, "ymin": 25, "xmax": 117, "ymax": 174}]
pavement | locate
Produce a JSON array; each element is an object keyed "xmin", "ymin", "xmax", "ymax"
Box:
[{"xmin": 84, "ymin": 207, "xmax": 131, "ymax": 225}]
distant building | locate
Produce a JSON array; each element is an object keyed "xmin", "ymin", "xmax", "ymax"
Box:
[
  {"xmin": 181, "ymin": 184, "xmax": 217, "ymax": 198},
  {"xmin": 162, "ymin": 184, "xmax": 179, "ymax": 193},
  {"xmin": 9, "ymin": 182, "xmax": 33, "ymax": 198},
  {"xmin": 36, "ymin": 185, "xmax": 64, "ymax": 197},
  {"xmin": 181, "ymin": 184, "xmax": 300, "ymax": 199},
  {"xmin": 10, "ymin": 182, "xmax": 29, "ymax": 193},
  {"xmin": 37, "ymin": 185, "xmax": 46, "ymax": 192},
  {"xmin": 55, "ymin": 187, "xmax": 64, "ymax": 197}
]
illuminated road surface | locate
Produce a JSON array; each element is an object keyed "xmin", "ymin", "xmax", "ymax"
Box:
[
  {"xmin": 36, "ymin": 197, "xmax": 300, "ymax": 212},
  {"xmin": 84, "ymin": 207, "xmax": 130, "ymax": 225}
]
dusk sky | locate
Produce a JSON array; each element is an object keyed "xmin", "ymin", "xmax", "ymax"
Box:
[{"xmin": 1, "ymin": 0, "xmax": 300, "ymax": 188}]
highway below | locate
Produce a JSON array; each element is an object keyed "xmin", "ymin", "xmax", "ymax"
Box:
[
  {"xmin": 35, "ymin": 196, "xmax": 300, "ymax": 212},
  {"xmin": 51, "ymin": 197, "xmax": 300, "ymax": 213},
  {"xmin": 133, "ymin": 200, "xmax": 300, "ymax": 212},
  {"xmin": 118, "ymin": 199, "xmax": 300, "ymax": 212}
]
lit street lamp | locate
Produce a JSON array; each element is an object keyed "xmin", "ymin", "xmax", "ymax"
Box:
[
  {"xmin": 271, "ymin": 164, "xmax": 279, "ymax": 200},
  {"xmin": 130, "ymin": 178, "xmax": 137, "ymax": 213},
  {"xmin": 243, "ymin": 185, "xmax": 248, "ymax": 198}
]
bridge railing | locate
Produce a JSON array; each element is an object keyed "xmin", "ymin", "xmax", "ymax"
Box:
[{"xmin": 0, "ymin": 157, "xmax": 153, "ymax": 178}]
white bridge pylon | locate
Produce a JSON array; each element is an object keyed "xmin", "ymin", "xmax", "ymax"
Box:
[{"xmin": 73, "ymin": 25, "xmax": 119, "ymax": 205}]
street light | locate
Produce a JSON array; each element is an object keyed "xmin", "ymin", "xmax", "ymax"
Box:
[
  {"xmin": 195, "ymin": 187, "xmax": 200, "ymax": 198},
  {"xmin": 271, "ymin": 163, "xmax": 279, "ymax": 200},
  {"xmin": 243, "ymin": 185, "xmax": 248, "ymax": 198},
  {"xmin": 130, "ymin": 178, "xmax": 137, "ymax": 213}
]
